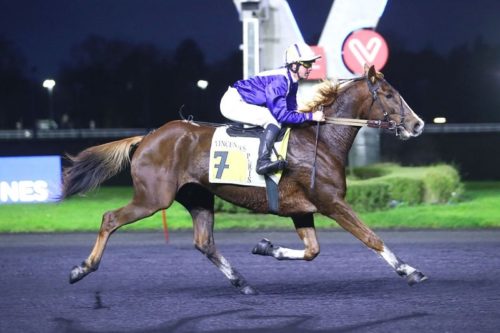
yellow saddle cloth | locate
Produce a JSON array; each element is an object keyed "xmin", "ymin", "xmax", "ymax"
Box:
[{"xmin": 208, "ymin": 127, "xmax": 291, "ymax": 187}]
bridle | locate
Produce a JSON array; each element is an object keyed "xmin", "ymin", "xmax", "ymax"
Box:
[
  {"xmin": 366, "ymin": 77, "xmax": 407, "ymax": 137},
  {"xmin": 323, "ymin": 76, "xmax": 407, "ymax": 137}
]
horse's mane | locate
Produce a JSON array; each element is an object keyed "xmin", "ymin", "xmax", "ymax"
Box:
[
  {"xmin": 299, "ymin": 80, "xmax": 341, "ymax": 113},
  {"xmin": 300, "ymin": 80, "xmax": 354, "ymax": 112},
  {"xmin": 300, "ymin": 71, "xmax": 384, "ymax": 113}
]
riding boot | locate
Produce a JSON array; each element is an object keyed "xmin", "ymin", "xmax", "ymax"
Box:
[{"xmin": 256, "ymin": 124, "xmax": 288, "ymax": 175}]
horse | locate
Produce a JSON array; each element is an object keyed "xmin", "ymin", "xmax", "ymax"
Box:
[{"xmin": 63, "ymin": 65, "xmax": 426, "ymax": 295}]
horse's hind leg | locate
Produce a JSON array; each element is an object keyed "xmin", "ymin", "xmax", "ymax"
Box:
[
  {"xmin": 252, "ymin": 214, "xmax": 320, "ymax": 260},
  {"xmin": 69, "ymin": 189, "xmax": 173, "ymax": 284},
  {"xmin": 325, "ymin": 199, "xmax": 427, "ymax": 286},
  {"xmin": 177, "ymin": 185, "xmax": 257, "ymax": 295}
]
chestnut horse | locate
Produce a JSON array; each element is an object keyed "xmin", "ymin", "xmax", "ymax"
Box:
[{"xmin": 64, "ymin": 66, "xmax": 426, "ymax": 295}]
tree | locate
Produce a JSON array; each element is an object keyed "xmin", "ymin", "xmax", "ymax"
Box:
[
  {"xmin": 60, "ymin": 35, "xmax": 169, "ymax": 128},
  {"xmin": 0, "ymin": 37, "xmax": 31, "ymax": 129}
]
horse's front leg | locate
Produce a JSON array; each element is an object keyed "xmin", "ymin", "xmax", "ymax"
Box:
[
  {"xmin": 323, "ymin": 198, "xmax": 427, "ymax": 286},
  {"xmin": 252, "ymin": 213, "xmax": 320, "ymax": 260}
]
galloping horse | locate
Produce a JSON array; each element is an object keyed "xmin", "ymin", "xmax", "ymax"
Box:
[{"xmin": 64, "ymin": 66, "xmax": 426, "ymax": 295}]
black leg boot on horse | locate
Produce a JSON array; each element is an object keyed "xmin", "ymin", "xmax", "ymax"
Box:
[{"xmin": 256, "ymin": 124, "xmax": 287, "ymax": 175}]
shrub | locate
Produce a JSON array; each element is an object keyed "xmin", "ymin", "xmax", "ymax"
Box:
[
  {"xmin": 345, "ymin": 181, "xmax": 390, "ymax": 212},
  {"xmin": 422, "ymin": 165, "xmax": 463, "ymax": 203},
  {"xmin": 386, "ymin": 177, "xmax": 424, "ymax": 205},
  {"xmin": 345, "ymin": 163, "xmax": 462, "ymax": 211},
  {"xmin": 348, "ymin": 164, "xmax": 390, "ymax": 180}
]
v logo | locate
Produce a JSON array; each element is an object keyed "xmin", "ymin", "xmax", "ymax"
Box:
[{"xmin": 347, "ymin": 37, "xmax": 382, "ymax": 66}]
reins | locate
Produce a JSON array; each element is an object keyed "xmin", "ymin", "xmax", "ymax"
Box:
[
  {"xmin": 323, "ymin": 116, "xmax": 396, "ymax": 130},
  {"xmin": 310, "ymin": 119, "xmax": 321, "ymax": 189}
]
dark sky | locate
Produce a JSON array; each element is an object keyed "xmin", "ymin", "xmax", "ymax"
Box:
[{"xmin": 1, "ymin": 0, "xmax": 499, "ymax": 80}]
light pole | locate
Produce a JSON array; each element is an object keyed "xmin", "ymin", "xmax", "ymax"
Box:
[{"xmin": 42, "ymin": 79, "xmax": 56, "ymax": 122}]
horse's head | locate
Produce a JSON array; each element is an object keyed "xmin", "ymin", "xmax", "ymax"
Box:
[{"xmin": 363, "ymin": 65, "xmax": 424, "ymax": 140}]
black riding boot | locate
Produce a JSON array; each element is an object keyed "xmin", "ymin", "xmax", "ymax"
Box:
[{"xmin": 256, "ymin": 124, "xmax": 288, "ymax": 175}]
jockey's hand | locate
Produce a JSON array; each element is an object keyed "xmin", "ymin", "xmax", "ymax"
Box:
[{"xmin": 312, "ymin": 110, "xmax": 325, "ymax": 122}]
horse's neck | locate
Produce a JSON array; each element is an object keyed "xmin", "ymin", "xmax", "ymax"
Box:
[
  {"xmin": 320, "ymin": 123, "xmax": 359, "ymax": 161},
  {"xmin": 334, "ymin": 82, "xmax": 367, "ymax": 120},
  {"xmin": 321, "ymin": 86, "xmax": 366, "ymax": 156}
]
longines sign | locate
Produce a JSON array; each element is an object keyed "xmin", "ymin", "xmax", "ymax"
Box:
[{"xmin": 0, "ymin": 156, "xmax": 61, "ymax": 204}]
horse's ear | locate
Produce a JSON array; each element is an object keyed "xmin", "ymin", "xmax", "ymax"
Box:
[
  {"xmin": 367, "ymin": 65, "xmax": 377, "ymax": 84},
  {"xmin": 364, "ymin": 63, "xmax": 371, "ymax": 74}
]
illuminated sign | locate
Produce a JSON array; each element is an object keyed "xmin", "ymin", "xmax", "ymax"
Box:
[
  {"xmin": 0, "ymin": 156, "xmax": 61, "ymax": 204},
  {"xmin": 307, "ymin": 46, "xmax": 327, "ymax": 80},
  {"xmin": 342, "ymin": 29, "xmax": 389, "ymax": 74}
]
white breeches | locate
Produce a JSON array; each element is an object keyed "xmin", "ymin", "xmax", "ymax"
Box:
[{"xmin": 220, "ymin": 87, "xmax": 279, "ymax": 128}]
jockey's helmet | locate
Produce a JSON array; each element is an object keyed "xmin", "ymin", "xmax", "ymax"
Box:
[{"xmin": 284, "ymin": 42, "xmax": 321, "ymax": 66}]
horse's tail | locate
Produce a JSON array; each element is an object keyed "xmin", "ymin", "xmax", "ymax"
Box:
[{"xmin": 61, "ymin": 136, "xmax": 144, "ymax": 199}]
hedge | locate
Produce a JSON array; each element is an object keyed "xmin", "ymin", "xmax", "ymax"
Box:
[
  {"xmin": 346, "ymin": 163, "xmax": 463, "ymax": 212},
  {"xmin": 214, "ymin": 163, "xmax": 463, "ymax": 213}
]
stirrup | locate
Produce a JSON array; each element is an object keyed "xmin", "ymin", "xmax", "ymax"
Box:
[{"xmin": 256, "ymin": 159, "xmax": 288, "ymax": 175}]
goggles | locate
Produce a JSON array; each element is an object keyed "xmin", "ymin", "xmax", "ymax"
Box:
[{"xmin": 299, "ymin": 61, "xmax": 314, "ymax": 69}]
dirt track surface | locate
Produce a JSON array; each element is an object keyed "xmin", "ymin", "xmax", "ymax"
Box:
[{"xmin": 1, "ymin": 230, "xmax": 499, "ymax": 332}]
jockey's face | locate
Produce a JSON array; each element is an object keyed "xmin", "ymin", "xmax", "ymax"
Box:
[{"xmin": 297, "ymin": 61, "xmax": 314, "ymax": 80}]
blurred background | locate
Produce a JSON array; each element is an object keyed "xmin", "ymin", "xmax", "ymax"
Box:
[{"xmin": 1, "ymin": 0, "xmax": 499, "ymax": 182}]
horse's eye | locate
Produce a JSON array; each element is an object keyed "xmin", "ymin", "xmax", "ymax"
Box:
[{"xmin": 386, "ymin": 94, "xmax": 393, "ymax": 99}]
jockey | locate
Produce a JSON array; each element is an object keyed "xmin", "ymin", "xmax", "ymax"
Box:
[{"xmin": 220, "ymin": 42, "xmax": 325, "ymax": 175}]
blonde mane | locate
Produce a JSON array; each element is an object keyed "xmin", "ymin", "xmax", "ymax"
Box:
[{"xmin": 299, "ymin": 80, "xmax": 340, "ymax": 113}]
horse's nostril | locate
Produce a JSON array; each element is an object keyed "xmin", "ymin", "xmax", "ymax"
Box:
[{"xmin": 413, "ymin": 121, "xmax": 424, "ymax": 134}]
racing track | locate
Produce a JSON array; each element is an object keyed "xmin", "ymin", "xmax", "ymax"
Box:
[{"xmin": 1, "ymin": 230, "xmax": 499, "ymax": 332}]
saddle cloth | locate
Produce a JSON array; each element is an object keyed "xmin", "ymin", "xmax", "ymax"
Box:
[{"xmin": 209, "ymin": 126, "xmax": 291, "ymax": 187}]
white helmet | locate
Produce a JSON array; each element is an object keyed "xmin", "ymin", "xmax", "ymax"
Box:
[{"xmin": 284, "ymin": 42, "xmax": 321, "ymax": 65}]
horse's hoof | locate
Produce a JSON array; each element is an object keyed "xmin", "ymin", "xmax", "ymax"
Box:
[
  {"xmin": 69, "ymin": 265, "xmax": 86, "ymax": 284},
  {"xmin": 251, "ymin": 238, "xmax": 273, "ymax": 256},
  {"xmin": 407, "ymin": 270, "xmax": 428, "ymax": 286},
  {"xmin": 240, "ymin": 285, "xmax": 258, "ymax": 295}
]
